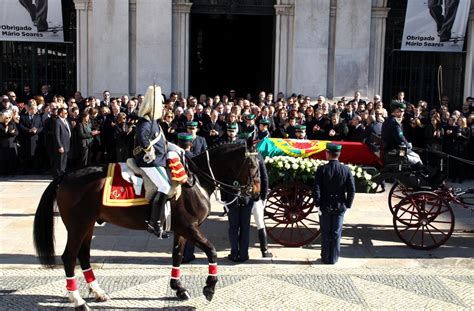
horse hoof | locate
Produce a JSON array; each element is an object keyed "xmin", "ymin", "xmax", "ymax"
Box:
[
  {"xmin": 95, "ymin": 293, "xmax": 110, "ymax": 302},
  {"xmin": 177, "ymin": 289, "xmax": 191, "ymax": 301},
  {"xmin": 75, "ymin": 303, "xmax": 91, "ymax": 311},
  {"xmin": 203, "ymin": 286, "xmax": 215, "ymax": 302}
]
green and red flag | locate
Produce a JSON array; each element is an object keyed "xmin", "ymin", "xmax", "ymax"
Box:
[{"xmin": 256, "ymin": 138, "xmax": 382, "ymax": 167}]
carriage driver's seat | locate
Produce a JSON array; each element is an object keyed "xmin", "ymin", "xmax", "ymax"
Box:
[{"xmin": 381, "ymin": 144, "xmax": 411, "ymax": 174}]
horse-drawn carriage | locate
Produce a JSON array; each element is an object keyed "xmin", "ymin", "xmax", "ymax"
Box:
[{"xmin": 258, "ymin": 138, "xmax": 474, "ymax": 250}]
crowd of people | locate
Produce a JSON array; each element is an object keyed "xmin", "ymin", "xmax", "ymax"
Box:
[{"xmin": 1, "ymin": 85, "xmax": 474, "ymax": 181}]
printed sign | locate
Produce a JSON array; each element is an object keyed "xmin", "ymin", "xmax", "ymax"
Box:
[
  {"xmin": 401, "ymin": 0, "xmax": 470, "ymax": 52},
  {"xmin": 0, "ymin": 0, "xmax": 64, "ymax": 42}
]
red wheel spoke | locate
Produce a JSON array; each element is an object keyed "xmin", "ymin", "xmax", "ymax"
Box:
[
  {"xmin": 277, "ymin": 223, "xmax": 291, "ymax": 239},
  {"xmin": 421, "ymin": 225, "xmax": 425, "ymax": 247},
  {"xmin": 426, "ymin": 223, "xmax": 448, "ymax": 236},
  {"xmin": 407, "ymin": 225, "xmax": 421, "ymax": 243}
]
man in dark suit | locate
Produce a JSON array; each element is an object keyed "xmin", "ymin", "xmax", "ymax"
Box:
[
  {"xmin": 202, "ymin": 110, "xmax": 224, "ymax": 146},
  {"xmin": 18, "ymin": 103, "xmax": 43, "ymax": 173},
  {"xmin": 428, "ymin": 0, "xmax": 460, "ymax": 42},
  {"xmin": 19, "ymin": 0, "xmax": 49, "ymax": 32},
  {"xmin": 313, "ymin": 143, "xmax": 355, "ymax": 264},
  {"xmin": 52, "ymin": 108, "xmax": 71, "ymax": 177},
  {"xmin": 347, "ymin": 116, "xmax": 365, "ymax": 142}
]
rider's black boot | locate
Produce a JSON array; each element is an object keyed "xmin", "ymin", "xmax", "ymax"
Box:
[
  {"xmin": 258, "ymin": 228, "xmax": 273, "ymax": 258},
  {"xmin": 146, "ymin": 192, "xmax": 169, "ymax": 239}
]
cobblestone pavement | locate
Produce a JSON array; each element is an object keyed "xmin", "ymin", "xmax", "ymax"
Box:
[
  {"xmin": 1, "ymin": 176, "xmax": 473, "ymax": 310},
  {"xmin": 1, "ymin": 266, "xmax": 473, "ymax": 310}
]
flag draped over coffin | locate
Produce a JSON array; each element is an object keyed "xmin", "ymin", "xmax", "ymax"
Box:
[{"xmin": 256, "ymin": 138, "xmax": 382, "ymax": 167}]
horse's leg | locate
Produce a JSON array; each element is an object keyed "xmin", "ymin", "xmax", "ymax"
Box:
[
  {"xmin": 186, "ymin": 225, "xmax": 218, "ymax": 302},
  {"xmin": 61, "ymin": 229, "xmax": 91, "ymax": 310},
  {"xmin": 170, "ymin": 234, "xmax": 191, "ymax": 300},
  {"xmin": 78, "ymin": 227, "xmax": 109, "ymax": 302}
]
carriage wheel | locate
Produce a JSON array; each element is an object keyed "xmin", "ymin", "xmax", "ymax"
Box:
[
  {"xmin": 388, "ymin": 182, "xmax": 415, "ymax": 215},
  {"xmin": 264, "ymin": 182, "xmax": 320, "ymax": 247},
  {"xmin": 393, "ymin": 191, "xmax": 454, "ymax": 250}
]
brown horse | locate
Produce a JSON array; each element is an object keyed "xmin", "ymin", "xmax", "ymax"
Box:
[{"xmin": 33, "ymin": 140, "xmax": 260, "ymax": 310}]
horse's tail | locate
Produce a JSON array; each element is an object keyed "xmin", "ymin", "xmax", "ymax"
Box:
[{"xmin": 33, "ymin": 175, "xmax": 63, "ymax": 268}]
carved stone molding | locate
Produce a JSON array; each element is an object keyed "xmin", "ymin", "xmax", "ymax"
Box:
[
  {"xmin": 330, "ymin": 5, "xmax": 336, "ymax": 17},
  {"xmin": 274, "ymin": 4, "xmax": 294, "ymax": 16},
  {"xmin": 372, "ymin": 7, "xmax": 390, "ymax": 19},
  {"xmin": 173, "ymin": 3, "xmax": 192, "ymax": 14},
  {"xmin": 73, "ymin": 0, "xmax": 90, "ymax": 11}
]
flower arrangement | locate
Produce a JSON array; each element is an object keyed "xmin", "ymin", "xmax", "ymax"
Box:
[{"xmin": 264, "ymin": 156, "xmax": 378, "ymax": 192}]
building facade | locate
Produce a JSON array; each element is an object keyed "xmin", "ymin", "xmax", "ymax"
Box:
[{"xmin": 1, "ymin": 0, "xmax": 473, "ymax": 106}]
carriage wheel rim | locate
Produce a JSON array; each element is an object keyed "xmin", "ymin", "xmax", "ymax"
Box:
[
  {"xmin": 265, "ymin": 182, "xmax": 320, "ymax": 247},
  {"xmin": 393, "ymin": 191, "xmax": 455, "ymax": 250}
]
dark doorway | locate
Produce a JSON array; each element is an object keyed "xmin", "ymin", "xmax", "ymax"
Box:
[{"xmin": 189, "ymin": 14, "xmax": 274, "ymax": 99}]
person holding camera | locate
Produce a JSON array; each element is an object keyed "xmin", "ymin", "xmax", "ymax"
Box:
[{"xmin": 313, "ymin": 143, "xmax": 355, "ymax": 264}]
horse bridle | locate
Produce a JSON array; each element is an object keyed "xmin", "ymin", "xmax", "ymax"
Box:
[{"xmin": 189, "ymin": 148, "xmax": 259, "ymax": 199}]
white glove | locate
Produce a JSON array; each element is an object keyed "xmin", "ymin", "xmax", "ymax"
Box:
[
  {"xmin": 143, "ymin": 148, "xmax": 156, "ymax": 164},
  {"xmin": 406, "ymin": 142, "xmax": 412, "ymax": 150}
]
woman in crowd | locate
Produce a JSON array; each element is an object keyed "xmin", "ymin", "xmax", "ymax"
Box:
[
  {"xmin": 273, "ymin": 108, "xmax": 288, "ymax": 138},
  {"xmin": 454, "ymin": 116, "xmax": 470, "ymax": 182},
  {"xmin": 424, "ymin": 114, "xmax": 443, "ymax": 152},
  {"xmin": 0, "ymin": 110, "xmax": 18, "ymax": 175},
  {"xmin": 114, "ymin": 112, "xmax": 134, "ymax": 162},
  {"xmin": 160, "ymin": 110, "xmax": 177, "ymax": 142},
  {"xmin": 76, "ymin": 110, "xmax": 98, "ymax": 167},
  {"xmin": 89, "ymin": 107, "xmax": 103, "ymax": 163},
  {"xmin": 443, "ymin": 116, "xmax": 459, "ymax": 180},
  {"xmin": 326, "ymin": 113, "xmax": 348, "ymax": 141}
]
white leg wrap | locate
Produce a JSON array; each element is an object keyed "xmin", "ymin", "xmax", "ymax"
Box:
[
  {"xmin": 88, "ymin": 280, "xmax": 110, "ymax": 301},
  {"xmin": 68, "ymin": 290, "xmax": 86, "ymax": 307},
  {"xmin": 252, "ymin": 200, "xmax": 266, "ymax": 230}
]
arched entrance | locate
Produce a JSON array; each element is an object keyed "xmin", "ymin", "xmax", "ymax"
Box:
[{"xmin": 189, "ymin": 0, "xmax": 275, "ymax": 99}]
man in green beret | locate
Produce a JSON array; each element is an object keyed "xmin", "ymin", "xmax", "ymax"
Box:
[
  {"xmin": 381, "ymin": 100, "xmax": 423, "ymax": 167},
  {"xmin": 257, "ymin": 119, "xmax": 271, "ymax": 140},
  {"xmin": 186, "ymin": 121, "xmax": 207, "ymax": 156},
  {"xmin": 241, "ymin": 113, "xmax": 258, "ymax": 140},
  {"xmin": 313, "ymin": 143, "xmax": 355, "ymax": 264},
  {"xmin": 295, "ymin": 124, "xmax": 307, "ymax": 140},
  {"xmin": 220, "ymin": 122, "xmax": 239, "ymax": 143}
]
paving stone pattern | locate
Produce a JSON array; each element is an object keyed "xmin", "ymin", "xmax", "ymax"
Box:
[{"xmin": 1, "ymin": 267, "xmax": 472, "ymax": 310}]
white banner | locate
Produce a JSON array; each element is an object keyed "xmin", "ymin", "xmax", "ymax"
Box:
[
  {"xmin": 0, "ymin": 0, "xmax": 64, "ymax": 43},
  {"xmin": 401, "ymin": 0, "xmax": 470, "ymax": 52}
]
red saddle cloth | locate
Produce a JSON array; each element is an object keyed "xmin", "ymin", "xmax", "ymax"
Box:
[{"xmin": 102, "ymin": 163, "xmax": 149, "ymax": 207}]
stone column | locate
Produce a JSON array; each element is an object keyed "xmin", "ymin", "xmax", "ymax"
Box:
[
  {"xmin": 135, "ymin": 0, "xmax": 172, "ymax": 95},
  {"xmin": 368, "ymin": 1, "xmax": 389, "ymax": 99},
  {"xmin": 333, "ymin": 0, "xmax": 372, "ymax": 98},
  {"xmin": 464, "ymin": 5, "xmax": 474, "ymax": 98},
  {"xmin": 172, "ymin": 0, "xmax": 192, "ymax": 97},
  {"xmin": 327, "ymin": 0, "xmax": 337, "ymax": 99},
  {"xmin": 92, "ymin": 0, "xmax": 129, "ymax": 97},
  {"xmin": 73, "ymin": 0, "xmax": 90, "ymax": 96},
  {"xmin": 292, "ymin": 0, "xmax": 330, "ymax": 97},
  {"xmin": 129, "ymin": 0, "xmax": 137, "ymax": 95},
  {"xmin": 273, "ymin": 1, "xmax": 295, "ymax": 97}
]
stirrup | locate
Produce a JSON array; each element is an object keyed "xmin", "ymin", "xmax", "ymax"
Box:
[{"xmin": 146, "ymin": 221, "xmax": 169, "ymax": 239}]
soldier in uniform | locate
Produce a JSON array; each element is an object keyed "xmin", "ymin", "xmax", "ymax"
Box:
[
  {"xmin": 186, "ymin": 121, "xmax": 207, "ymax": 156},
  {"xmin": 240, "ymin": 114, "xmax": 258, "ymax": 140},
  {"xmin": 295, "ymin": 124, "xmax": 307, "ymax": 140},
  {"xmin": 257, "ymin": 119, "xmax": 271, "ymax": 140},
  {"xmin": 381, "ymin": 101, "xmax": 423, "ymax": 167},
  {"xmin": 313, "ymin": 143, "xmax": 355, "ymax": 264},
  {"xmin": 134, "ymin": 86, "xmax": 170, "ymax": 238}
]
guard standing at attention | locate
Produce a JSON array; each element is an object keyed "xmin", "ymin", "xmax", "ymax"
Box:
[{"xmin": 313, "ymin": 143, "xmax": 355, "ymax": 264}]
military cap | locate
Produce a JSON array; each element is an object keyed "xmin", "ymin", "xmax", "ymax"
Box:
[
  {"xmin": 238, "ymin": 132, "xmax": 252, "ymax": 139},
  {"xmin": 295, "ymin": 124, "xmax": 306, "ymax": 131},
  {"xmin": 226, "ymin": 122, "xmax": 238, "ymax": 130},
  {"xmin": 259, "ymin": 119, "xmax": 270, "ymax": 125},
  {"xmin": 186, "ymin": 121, "xmax": 198, "ymax": 128},
  {"xmin": 245, "ymin": 114, "xmax": 256, "ymax": 120},
  {"xmin": 177, "ymin": 132, "xmax": 193, "ymax": 142},
  {"xmin": 326, "ymin": 143, "xmax": 342, "ymax": 152},
  {"xmin": 390, "ymin": 100, "xmax": 406, "ymax": 110}
]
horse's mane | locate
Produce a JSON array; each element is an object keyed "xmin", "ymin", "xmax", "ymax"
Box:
[{"xmin": 191, "ymin": 141, "xmax": 245, "ymax": 159}]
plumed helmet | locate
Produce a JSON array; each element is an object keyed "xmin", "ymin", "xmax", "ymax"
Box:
[{"xmin": 138, "ymin": 85, "xmax": 163, "ymax": 121}]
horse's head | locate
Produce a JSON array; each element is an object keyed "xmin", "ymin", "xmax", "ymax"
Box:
[{"xmin": 203, "ymin": 138, "xmax": 261, "ymax": 200}]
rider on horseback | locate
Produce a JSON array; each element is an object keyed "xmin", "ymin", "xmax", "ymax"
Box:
[{"xmin": 133, "ymin": 85, "xmax": 186, "ymax": 238}]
